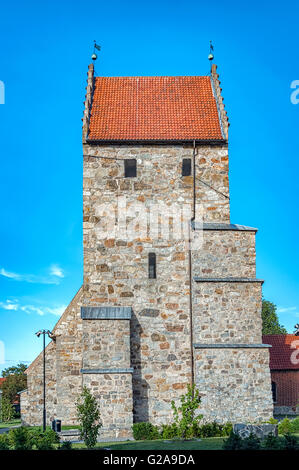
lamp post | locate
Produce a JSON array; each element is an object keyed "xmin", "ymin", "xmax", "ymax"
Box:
[{"xmin": 35, "ymin": 329, "xmax": 55, "ymax": 431}]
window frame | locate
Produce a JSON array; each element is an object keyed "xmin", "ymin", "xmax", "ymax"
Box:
[
  {"xmin": 182, "ymin": 158, "xmax": 192, "ymax": 177},
  {"xmin": 124, "ymin": 159, "xmax": 137, "ymax": 178},
  {"xmin": 148, "ymin": 252, "xmax": 156, "ymax": 279}
]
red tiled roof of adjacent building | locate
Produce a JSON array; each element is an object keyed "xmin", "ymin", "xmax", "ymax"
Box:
[
  {"xmin": 263, "ymin": 335, "xmax": 299, "ymax": 370},
  {"xmin": 88, "ymin": 76, "xmax": 224, "ymax": 142},
  {"xmin": 0, "ymin": 377, "xmax": 5, "ymax": 386}
]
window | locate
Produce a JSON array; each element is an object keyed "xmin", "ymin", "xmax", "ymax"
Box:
[
  {"xmin": 271, "ymin": 381, "xmax": 277, "ymax": 403},
  {"xmin": 182, "ymin": 158, "xmax": 191, "ymax": 176},
  {"xmin": 124, "ymin": 159, "xmax": 137, "ymax": 177},
  {"xmin": 148, "ymin": 253, "xmax": 156, "ymax": 279}
]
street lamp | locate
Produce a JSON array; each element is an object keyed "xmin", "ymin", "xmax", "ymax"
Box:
[{"xmin": 35, "ymin": 329, "xmax": 56, "ymax": 431}]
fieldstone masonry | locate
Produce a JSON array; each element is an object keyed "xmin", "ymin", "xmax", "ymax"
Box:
[{"xmin": 21, "ymin": 63, "xmax": 274, "ymax": 437}]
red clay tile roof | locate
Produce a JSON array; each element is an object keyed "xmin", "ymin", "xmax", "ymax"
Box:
[
  {"xmin": 88, "ymin": 76, "xmax": 224, "ymax": 142},
  {"xmin": 263, "ymin": 335, "xmax": 299, "ymax": 370},
  {"xmin": 0, "ymin": 377, "xmax": 5, "ymax": 386}
]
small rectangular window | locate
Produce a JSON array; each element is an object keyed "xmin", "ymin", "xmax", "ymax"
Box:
[
  {"xmin": 124, "ymin": 159, "xmax": 137, "ymax": 177},
  {"xmin": 182, "ymin": 158, "xmax": 191, "ymax": 176},
  {"xmin": 148, "ymin": 253, "xmax": 156, "ymax": 279},
  {"xmin": 271, "ymin": 382, "xmax": 277, "ymax": 403}
]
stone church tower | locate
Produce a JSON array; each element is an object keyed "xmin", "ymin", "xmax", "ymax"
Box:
[{"xmin": 21, "ymin": 63, "xmax": 273, "ymax": 438}]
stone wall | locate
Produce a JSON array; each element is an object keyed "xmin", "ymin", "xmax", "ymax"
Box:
[
  {"xmin": 193, "ymin": 282, "xmax": 263, "ymax": 344},
  {"xmin": 83, "ymin": 373, "xmax": 133, "ymax": 439},
  {"xmin": 195, "ymin": 348, "xmax": 273, "ymax": 423},
  {"xmin": 22, "ymin": 288, "xmax": 83, "ymax": 426}
]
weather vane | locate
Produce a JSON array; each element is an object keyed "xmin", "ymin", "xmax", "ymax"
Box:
[
  {"xmin": 92, "ymin": 40, "xmax": 101, "ymax": 61},
  {"xmin": 208, "ymin": 41, "xmax": 214, "ymax": 61}
]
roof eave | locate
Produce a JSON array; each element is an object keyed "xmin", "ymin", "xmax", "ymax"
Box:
[{"xmin": 85, "ymin": 138, "xmax": 227, "ymax": 146}]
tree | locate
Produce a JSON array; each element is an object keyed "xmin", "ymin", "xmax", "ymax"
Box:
[
  {"xmin": 262, "ymin": 299, "xmax": 287, "ymax": 335},
  {"xmin": 171, "ymin": 384, "xmax": 202, "ymax": 438},
  {"xmin": 1, "ymin": 363, "xmax": 27, "ymax": 403},
  {"xmin": 76, "ymin": 386, "xmax": 102, "ymax": 449},
  {"xmin": 1, "ymin": 396, "xmax": 15, "ymax": 422}
]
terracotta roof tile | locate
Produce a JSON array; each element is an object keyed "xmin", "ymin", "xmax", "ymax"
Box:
[
  {"xmin": 263, "ymin": 335, "xmax": 299, "ymax": 370},
  {"xmin": 88, "ymin": 76, "xmax": 224, "ymax": 141}
]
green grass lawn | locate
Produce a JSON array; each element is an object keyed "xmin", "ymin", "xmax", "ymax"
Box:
[
  {"xmin": 27, "ymin": 425, "xmax": 80, "ymax": 431},
  {"xmin": 0, "ymin": 419, "xmax": 21, "ymax": 429},
  {"xmin": 73, "ymin": 437, "xmax": 225, "ymax": 451}
]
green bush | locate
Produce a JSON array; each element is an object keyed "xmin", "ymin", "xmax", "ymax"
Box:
[
  {"xmin": 278, "ymin": 417, "xmax": 293, "ymax": 435},
  {"xmin": 262, "ymin": 433, "xmax": 281, "ymax": 450},
  {"xmin": 32, "ymin": 429, "xmax": 59, "ymax": 450},
  {"xmin": 222, "ymin": 422, "xmax": 233, "ymax": 437},
  {"xmin": 0, "ymin": 434, "xmax": 10, "ymax": 450},
  {"xmin": 283, "ymin": 433, "xmax": 298, "ymax": 450},
  {"xmin": 290, "ymin": 417, "xmax": 299, "ymax": 433},
  {"xmin": 8, "ymin": 427, "xmax": 33, "ymax": 450},
  {"xmin": 59, "ymin": 440, "xmax": 72, "ymax": 450},
  {"xmin": 240, "ymin": 433, "xmax": 261, "ymax": 450},
  {"xmin": 132, "ymin": 422, "xmax": 160, "ymax": 440},
  {"xmin": 197, "ymin": 422, "xmax": 224, "ymax": 438},
  {"xmin": 160, "ymin": 423, "xmax": 179, "ymax": 439},
  {"xmin": 266, "ymin": 417, "xmax": 278, "ymax": 425},
  {"xmin": 223, "ymin": 431, "xmax": 243, "ymax": 450}
]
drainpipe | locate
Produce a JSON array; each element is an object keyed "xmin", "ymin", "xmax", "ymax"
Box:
[{"xmin": 188, "ymin": 140, "xmax": 197, "ymax": 392}]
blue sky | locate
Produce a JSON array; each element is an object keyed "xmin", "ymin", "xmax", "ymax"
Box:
[{"xmin": 0, "ymin": 0, "xmax": 298, "ymax": 373}]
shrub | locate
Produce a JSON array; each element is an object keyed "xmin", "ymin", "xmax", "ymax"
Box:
[
  {"xmin": 197, "ymin": 422, "xmax": 224, "ymax": 438},
  {"xmin": 290, "ymin": 417, "xmax": 299, "ymax": 433},
  {"xmin": 1, "ymin": 397, "xmax": 15, "ymax": 422},
  {"xmin": 171, "ymin": 384, "xmax": 202, "ymax": 439},
  {"xmin": 31, "ymin": 429, "xmax": 59, "ymax": 450},
  {"xmin": 240, "ymin": 433, "xmax": 261, "ymax": 450},
  {"xmin": 283, "ymin": 433, "xmax": 298, "ymax": 450},
  {"xmin": 160, "ymin": 423, "xmax": 179, "ymax": 439},
  {"xmin": 0, "ymin": 434, "xmax": 10, "ymax": 450},
  {"xmin": 222, "ymin": 422, "xmax": 233, "ymax": 437},
  {"xmin": 59, "ymin": 440, "xmax": 72, "ymax": 450},
  {"xmin": 8, "ymin": 427, "xmax": 33, "ymax": 450},
  {"xmin": 223, "ymin": 431, "xmax": 243, "ymax": 450},
  {"xmin": 132, "ymin": 422, "xmax": 160, "ymax": 440},
  {"xmin": 76, "ymin": 386, "xmax": 102, "ymax": 449},
  {"xmin": 262, "ymin": 433, "xmax": 281, "ymax": 450},
  {"xmin": 267, "ymin": 417, "xmax": 278, "ymax": 425},
  {"xmin": 278, "ymin": 417, "xmax": 293, "ymax": 435}
]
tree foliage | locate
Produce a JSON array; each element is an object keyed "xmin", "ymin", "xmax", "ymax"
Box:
[
  {"xmin": 171, "ymin": 384, "xmax": 202, "ymax": 438},
  {"xmin": 76, "ymin": 386, "xmax": 102, "ymax": 449},
  {"xmin": 262, "ymin": 299, "xmax": 287, "ymax": 335},
  {"xmin": 0, "ymin": 363, "xmax": 27, "ymax": 403},
  {"xmin": 1, "ymin": 396, "xmax": 15, "ymax": 422}
]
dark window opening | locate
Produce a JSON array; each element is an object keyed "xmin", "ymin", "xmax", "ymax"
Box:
[
  {"xmin": 182, "ymin": 158, "xmax": 191, "ymax": 176},
  {"xmin": 148, "ymin": 253, "xmax": 156, "ymax": 279},
  {"xmin": 271, "ymin": 381, "xmax": 277, "ymax": 403},
  {"xmin": 124, "ymin": 159, "xmax": 137, "ymax": 177}
]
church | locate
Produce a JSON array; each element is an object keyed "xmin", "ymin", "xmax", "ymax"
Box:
[{"xmin": 20, "ymin": 60, "xmax": 274, "ymax": 438}]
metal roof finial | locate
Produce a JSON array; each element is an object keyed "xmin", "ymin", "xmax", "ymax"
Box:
[
  {"xmin": 208, "ymin": 41, "xmax": 214, "ymax": 61},
  {"xmin": 92, "ymin": 40, "xmax": 101, "ymax": 61}
]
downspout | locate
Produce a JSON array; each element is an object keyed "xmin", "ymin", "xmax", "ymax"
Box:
[{"xmin": 188, "ymin": 140, "xmax": 197, "ymax": 392}]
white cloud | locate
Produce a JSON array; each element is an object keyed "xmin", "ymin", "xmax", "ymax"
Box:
[
  {"xmin": 0, "ymin": 268, "xmax": 21, "ymax": 280},
  {"xmin": 0, "ymin": 299, "xmax": 66, "ymax": 317},
  {"xmin": 0, "ymin": 265, "xmax": 66, "ymax": 285},
  {"xmin": 0, "ymin": 301, "xmax": 19, "ymax": 311},
  {"xmin": 277, "ymin": 306, "xmax": 298, "ymax": 313},
  {"xmin": 49, "ymin": 264, "xmax": 64, "ymax": 278}
]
